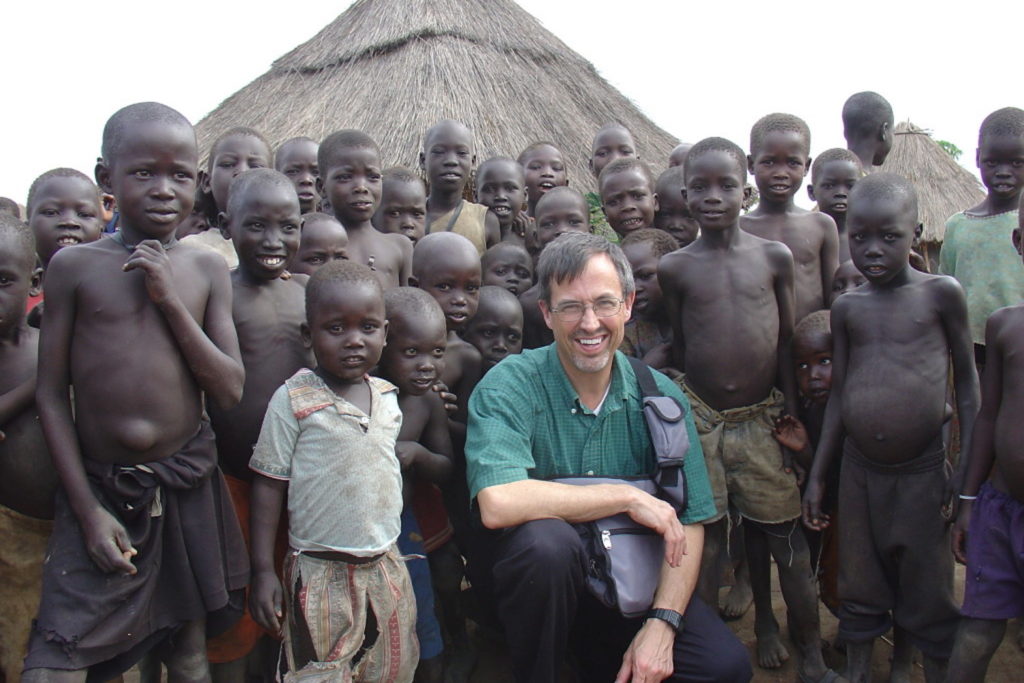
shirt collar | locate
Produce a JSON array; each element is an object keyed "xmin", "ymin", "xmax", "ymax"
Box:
[{"xmin": 544, "ymin": 343, "xmax": 639, "ymax": 414}]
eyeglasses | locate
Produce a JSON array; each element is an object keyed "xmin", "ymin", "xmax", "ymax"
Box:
[{"xmin": 549, "ymin": 298, "xmax": 625, "ymax": 322}]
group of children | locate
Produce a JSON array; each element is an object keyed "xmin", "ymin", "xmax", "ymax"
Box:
[{"xmin": 0, "ymin": 90, "xmax": 1022, "ymax": 683}]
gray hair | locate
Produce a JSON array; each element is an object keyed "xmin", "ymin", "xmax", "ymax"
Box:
[{"xmin": 537, "ymin": 232, "xmax": 635, "ymax": 305}]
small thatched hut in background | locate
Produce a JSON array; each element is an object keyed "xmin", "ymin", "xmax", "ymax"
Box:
[
  {"xmin": 878, "ymin": 121, "xmax": 985, "ymax": 272},
  {"xmin": 195, "ymin": 0, "xmax": 679, "ymax": 192}
]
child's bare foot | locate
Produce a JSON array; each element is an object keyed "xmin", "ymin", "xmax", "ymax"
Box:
[
  {"xmin": 721, "ymin": 574, "xmax": 753, "ymax": 620},
  {"xmin": 755, "ymin": 619, "xmax": 790, "ymax": 669}
]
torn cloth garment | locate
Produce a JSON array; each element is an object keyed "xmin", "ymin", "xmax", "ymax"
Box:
[{"xmin": 24, "ymin": 420, "xmax": 248, "ymax": 679}]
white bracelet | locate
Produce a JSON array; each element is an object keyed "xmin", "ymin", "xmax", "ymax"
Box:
[{"xmin": 958, "ymin": 494, "xmax": 977, "ymax": 501}]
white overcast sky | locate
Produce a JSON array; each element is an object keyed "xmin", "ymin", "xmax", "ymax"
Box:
[{"xmin": 2, "ymin": 0, "xmax": 1020, "ymax": 205}]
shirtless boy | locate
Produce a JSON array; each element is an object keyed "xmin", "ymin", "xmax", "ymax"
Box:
[
  {"xmin": 481, "ymin": 242, "xmax": 533, "ymax": 297},
  {"xmin": 379, "ymin": 287, "xmax": 454, "ymax": 682},
  {"xmin": 476, "ymin": 157, "xmax": 528, "ymax": 246},
  {"xmin": 946, "ymin": 194, "xmax": 1024, "ymax": 682},
  {"xmin": 372, "ymin": 167, "xmax": 427, "ymax": 244},
  {"xmin": 462, "ymin": 285, "xmax": 524, "ymax": 372},
  {"xmin": 807, "ymin": 148, "xmax": 863, "ymax": 263},
  {"xmin": 587, "ymin": 123, "xmax": 638, "ymax": 241},
  {"xmin": 275, "ymin": 136, "xmax": 319, "ymax": 214},
  {"xmin": 599, "ymin": 157, "xmax": 658, "ymax": 239},
  {"xmin": 520, "ymin": 187, "xmax": 591, "ymax": 349},
  {"xmin": 0, "ymin": 215, "xmax": 54, "ymax": 683},
  {"xmin": 654, "ymin": 166, "xmax": 699, "ymax": 248},
  {"xmin": 421, "ymin": 119, "xmax": 499, "ymax": 254},
  {"xmin": 741, "ymin": 113, "xmax": 839, "ymax": 321},
  {"xmin": 290, "ymin": 212, "xmax": 348, "ymax": 278},
  {"xmin": 841, "ymin": 92, "xmax": 895, "ymax": 169},
  {"xmin": 659, "ymin": 137, "xmax": 832, "ymax": 681},
  {"xmin": 206, "ymin": 169, "xmax": 313, "ymax": 676},
  {"xmin": 319, "ymin": 129, "xmax": 412, "ymax": 288},
  {"xmin": 803, "ymin": 173, "xmax": 979, "ymax": 683},
  {"xmin": 24, "ymin": 102, "xmax": 248, "ymax": 681}
]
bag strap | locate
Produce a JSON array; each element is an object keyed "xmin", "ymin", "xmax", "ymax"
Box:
[{"xmin": 625, "ymin": 356, "xmax": 688, "ymax": 511}]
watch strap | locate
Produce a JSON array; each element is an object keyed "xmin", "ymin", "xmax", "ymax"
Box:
[{"xmin": 645, "ymin": 608, "xmax": 684, "ymax": 632}]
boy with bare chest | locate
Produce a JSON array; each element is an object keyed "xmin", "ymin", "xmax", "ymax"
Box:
[
  {"xmin": 803, "ymin": 173, "xmax": 979, "ymax": 683},
  {"xmin": 659, "ymin": 137, "xmax": 832, "ymax": 681},
  {"xmin": 319, "ymin": 129, "xmax": 412, "ymax": 289},
  {"xmin": 0, "ymin": 215, "xmax": 55, "ymax": 682},
  {"xmin": 205, "ymin": 169, "xmax": 313, "ymax": 674},
  {"xmin": 741, "ymin": 114, "xmax": 839, "ymax": 320},
  {"xmin": 23, "ymin": 103, "xmax": 248, "ymax": 682}
]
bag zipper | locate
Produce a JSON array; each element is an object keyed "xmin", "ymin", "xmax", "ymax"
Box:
[{"xmin": 601, "ymin": 527, "xmax": 658, "ymax": 549}]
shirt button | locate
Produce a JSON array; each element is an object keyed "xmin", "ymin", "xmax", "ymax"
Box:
[
  {"xmin": 570, "ymin": 408, "xmax": 577, "ymax": 414},
  {"xmin": 586, "ymin": 470, "xmax": 594, "ymax": 476}
]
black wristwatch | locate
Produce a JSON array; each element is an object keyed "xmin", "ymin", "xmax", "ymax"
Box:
[{"xmin": 645, "ymin": 608, "xmax": 685, "ymax": 633}]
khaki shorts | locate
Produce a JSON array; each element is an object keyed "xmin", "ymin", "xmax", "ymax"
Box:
[{"xmin": 676, "ymin": 380, "xmax": 802, "ymax": 524}]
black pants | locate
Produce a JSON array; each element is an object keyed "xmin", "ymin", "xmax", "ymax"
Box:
[{"xmin": 468, "ymin": 518, "xmax": 752, "ymax": 682}]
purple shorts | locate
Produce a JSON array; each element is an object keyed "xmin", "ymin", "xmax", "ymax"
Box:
[{"xmin": 962, "ymin": 481, "xmax": 1024, "ymax": 620}]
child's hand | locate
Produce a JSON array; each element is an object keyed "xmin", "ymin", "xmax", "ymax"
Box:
[
  {"xmin": 943, "ymin": 467, "xmax": 966, "ymax": 521},
  {"xmin": 432, "ymin": 382, "xmax": 458, "ymax": 416},
  {"xmin": 801, "ymin": 479, "xmax": 830, "ymax": 531},
  {"xmin": 772, "ymin": 414, "xmax": 809, "ymax": 453},
  {"xmin": 123, "ymin": 240, "xmax": 177, "ymax": 306},
  {"xmin": 250, "ymin": 569, "xmax": 284, "ymax": 634},
  {"xmin": 82, "ymin": 508, "xmax": 138, "ymax": 575},
  {"xmin": 950, "ymin": 501, "xmax": 972, "ymax": 565},
  {"xmin": 512, "ymin": 211, "xmax": 533, "ymax": 240},
  {"xmin": 395, "ymin": 442, "xmax": 426, "ymax": 471}
]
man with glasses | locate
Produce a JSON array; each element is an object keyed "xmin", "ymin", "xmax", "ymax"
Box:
[{"xmin": 465, "ymin": 232, "xmax": 751, "ymax": 683}]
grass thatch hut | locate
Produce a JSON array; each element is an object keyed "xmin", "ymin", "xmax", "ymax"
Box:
[
  {"xmin": 195, "ymin": 0, "xmax": 679, "ymax": 193},
  {"xmin": 878, "ymin": 121, "xmax": 985, "ymax": 272}
]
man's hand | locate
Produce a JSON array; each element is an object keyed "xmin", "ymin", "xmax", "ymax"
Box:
[
  {"xmin": 82, "ymin": 507, "xmax": 137, "ymax": 574},
  {"xmin": 615, "ymin": 618, "xmax": 675, "ymax": 682},
  {"xmin": 250, "ymin": 569, "xmax": 284, "ymax": 634},
  {"xmin": 625, "ymin": 489, "xmax": 686, "ymax": 567},
  {"xmin": 123, "ymin": 240, "xmax": 178, "ymax": 306},
  {"xmin": 951, "ymin": 501, "xmax": 972, "ymax": 565},
  {"xmin": 801, "ymin": 477, "xmax": 830, "ymax": 531}
]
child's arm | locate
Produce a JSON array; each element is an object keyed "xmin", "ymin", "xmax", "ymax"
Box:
[
  {"xmin": 939, "ymin": 278, "xmax": 981, "ymax": 509},
  {"xmin": 250, "ymin": 473, "xmax": 287, "ymax": 633},
  {"xmin": 802, "ymin": 298, "xmax": 850, "ymax": 530},
  {"xmin": 416, "ymin": 393, "xmax": 455, "ymax": 483},
  {"xmin": 769, "ymin": 243, "xmax": 801, "ymax": 473},
  {"xmin": 451, "ymin": 345, "xmax": 483, "ymax": 428},
  {"xmin": 0, "ymin": 377, "xmax": 35, "ymax": 439},
  {"xmin": 37, "ymin": 253, "xmax": 137, "ymax": 574},
  {"xmin": 485, "ymin": 211, "xmax": 501, "ymax": 249},
  {"xmin": 657, "ymin": 254, "xmax": 686, "ymax": 372},
  {"xmin": 818, "ymin": 215, "xmax": 840, "ymax": 309},
  {"xmin": 396, "ymin": 235, "xmax": 414, "ymax": 287},
  {"xmin": 123, "ymin": 244, "xmax": 244, "ymax": 410}
]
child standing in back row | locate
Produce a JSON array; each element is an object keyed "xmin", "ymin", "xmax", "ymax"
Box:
[
  {"xmin": 249, "ymin": 260, "xmax": 418, "ymax": 682},
  {"xmin": 940, "ymin": 107, "xmax": 1024, "ymax": 370},
  {"xmin": 804, "ymin": 173, "xmax": 979, "ymax": 683},
  {"xmin": 741, "ymin": 114, "xmax": 839, "ymax": 321}
]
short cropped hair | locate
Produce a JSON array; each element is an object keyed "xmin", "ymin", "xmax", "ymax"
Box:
[
  {"xmin": 384, "ymin": 286, "xmax": 446, "ymax": 332},
  {"xmin": 422, "ymin": 120, "xmax": 474, "ymax": 150},
  {"xmin": 795, "ymin": 310, "xmax": 831, "ymax": 342},
  {"xmin": 750, "ymin": 113, "xmax": 811, "ymax": 155},
  {"xmin": 810, "ymin": 148, "xmax": 864, "ymax": 183},
  {"xmin": 102, "ymin": 102, "xmax": 193, "ymax": 163},
  {"xmin": 475, "ymin": 285, "xmax": 522, "ymax": 316},
  {"xmin": 412, "ymin": 232, "xmax": 478, "ymax": 280},
  {"xmin": 656, "ymin": 165, "xmax": 686, "ymax": 193},
  {"xmin": 305, "ymin": 259, "xmax": 382, "ymax": 322},
  {"xmin": 383, "ymin": 166, "xmax": 423, "ymax": 186},
  {"xmin": 26, "ymin": 168, "xmax": 101, "ymax": 214},
  {"xmin": 319, "ymin": 129, "xmax": 380, "ymax": 173},
  {"xmin": 979, "ymin": 107, "xmax": 1024, "ymax": 144},
  {"xmin": 599, "ymin": 157, "xmax": 655, "ymax": 190},
  {"xmin": 537, "ymin": 232, "xmax": 634, "ymax": 305},
  {"xmin": 685, "ymin": 137, "xmax": 748, "ymax": 183},
  {"xmin": 621, "ymin": 228, "xmax": 679, "ymax": 259},
  {"xmin": 478, "ymin": 156, "xmax": 525, "ymax": 182},
  {"xmin": 535, "ymin": 186, "xmax": 589, "ymax": 217},
  {"xmin": 0, "ymin": 212, "xmax": 36, "ymax": 268},
  {"xmin": 0, "ymin": 197, "xmax": 20, "ymax": 218},
  {"xmin": 517, "ymin": 141, "xmax": 561, "ymax": 165},
  {"xmin": 301, "ymin": 211, "xmax": 341, "ymax": 228},
  {"xmin": 226, "ymin": 168, "xmax": 296, "ymax": 217},
  {"xmin": 842, "ymin": 92, "xmax": 894, "ymax": 137},
  {"xmin": 208, "ymin": 127, "xmax": 273, "ymax": 172},
  {"xmin": 848, "ymin": 172, "xmax": 918, "ymax": 219},
  {"xmin": 482, "ymin": 241, "xmax": 531, "ymax": 267}
]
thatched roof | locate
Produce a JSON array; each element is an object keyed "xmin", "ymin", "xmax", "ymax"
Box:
[
  {"xmin": 195, "ymin": 0, "xmax": 679, "ymax": 193},
  {"xmin": 877, "ymin": 121, "xmax": 984, "ymax": 244}
]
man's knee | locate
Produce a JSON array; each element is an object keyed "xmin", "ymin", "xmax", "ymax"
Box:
[
  {"xmin": 701, "ymin": 638, "xmax": 753, "ymax": 682},
  {"xmin": 493, "ymin": 519, "xmax": 583, "ymax": 586}
]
